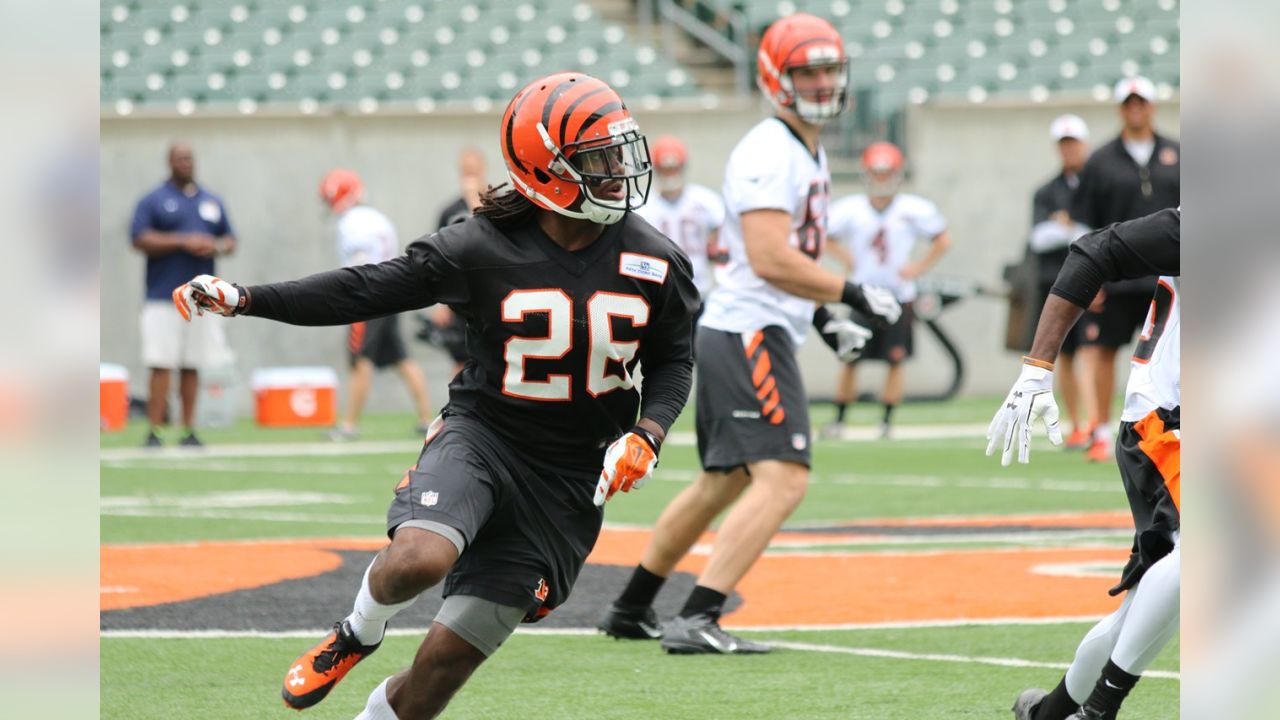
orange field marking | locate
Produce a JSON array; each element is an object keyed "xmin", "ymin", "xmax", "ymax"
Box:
[
  {"xmin": 100, "ymin": 538, "xmax": 383, "ymax": 611},
  {"xmin": 102, "ymin": 513, "xmax": 1134, "ymax": 623}
]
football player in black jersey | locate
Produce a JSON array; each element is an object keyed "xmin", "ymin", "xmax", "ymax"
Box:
[{"xmin": 174, "ymin": 72, "xmax": 699, "ymax": 719}]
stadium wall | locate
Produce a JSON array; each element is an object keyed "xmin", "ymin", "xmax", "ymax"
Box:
[{"xmin": 100, "ymin": 98, "xmax": 1178, "ymax": 417}]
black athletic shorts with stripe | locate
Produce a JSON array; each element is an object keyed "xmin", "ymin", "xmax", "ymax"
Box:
[
  {"xmin": 386, "ymin": 413, "xmax": 603, "ymax": 620},
  {"xmin": 694, "ymin": 325, "xmax": 811, "ymax": 472},
  {"xmin": 348, "ymin": 314, "xmax": 408, "ymax": 369},
  {"xmin": 1110, "ymin": 405, "xmax": 1180, "ymax": 596}
]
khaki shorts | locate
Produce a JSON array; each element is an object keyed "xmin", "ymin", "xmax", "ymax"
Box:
[{"xmin": 140, "ymin": 300, "xmax": 226, "ymax": 370}]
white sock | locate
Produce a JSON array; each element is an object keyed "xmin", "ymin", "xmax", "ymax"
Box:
[
  {"xmin": 1064, "ymin": 590, "xmax": 1134, "ymax": 702},
  {"xmin": 353, "ymin": 677, "xmax": 399, "ymax": 720},
  {"xmin": 1111, "ymin": 545, "xmax": 1180, "ymax": 674},
  {"xmin": 346, "ymin": 558, "xmax": 417, "ymax": 646}
]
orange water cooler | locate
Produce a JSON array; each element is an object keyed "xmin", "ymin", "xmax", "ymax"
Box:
[
  {"xmin": 251, "ymin": 367, "xmax": 338, "ymax": 427},
  {"xmin": 100, "ymin": 363, "xmax": 129, "ymax": 432}
]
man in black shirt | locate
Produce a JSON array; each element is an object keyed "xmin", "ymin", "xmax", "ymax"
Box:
[
  {"xmin": 1028, "ymin": 114, "xmax": 1093, "ymax": 448},
  {"xmin": 1071, "ymin": 75, "xmax": 1180, "ymax": 463},
  {"xmin": 175, "ymin": 73, "xmax": 699, "ymax": 720}
]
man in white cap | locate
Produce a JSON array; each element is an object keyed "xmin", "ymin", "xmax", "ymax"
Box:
[
  {"xmin": 1070, "ymin": 75, "xmax": 1180, "ymax": 463},
  {"xmin": 1025, "ymin": 114, "xmax": 1093, "ymax": 449}
]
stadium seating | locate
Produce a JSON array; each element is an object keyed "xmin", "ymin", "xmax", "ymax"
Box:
[
  {"xmin": 100, "ymin": 0, "xmax": 702, "ymax": 113},
  {"xmin": 100, "ymin": 0, "xmax": 1179, "ymax": 115},
  {"xmin": 687, "ymin": 0, "xmax": 1179, "ymax": 104}
]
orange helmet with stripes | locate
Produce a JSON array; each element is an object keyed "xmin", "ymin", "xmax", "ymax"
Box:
[
  {"xmin": 319, "ymin": 168, "xmax": 363, "ymax": 214},
  {"xmin": 861, "ymin": 141, "xmax": 904, "ymax": 198},
  {"xmin": 757, "ymin": 13, "xmax": 849, "ymax": 125},
  {"xmin": 500, "ymin": 72, "xmax": 652, "ymax": 225}
]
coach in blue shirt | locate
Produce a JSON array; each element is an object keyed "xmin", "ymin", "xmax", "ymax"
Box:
[{"xmin": 130, "ymin": 143, "xmax": 237, "ymax": 447}]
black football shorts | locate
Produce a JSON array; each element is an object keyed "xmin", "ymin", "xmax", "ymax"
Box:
[
  {"xmin": 1109, "ymin": 406, "xmax": 1180, "ymax": 596},
  {"xmin": 348, "ymin": 314, "xmax": 408, "ymax": 369},
  {"xmin": 386, "ymin": 413, "xmax": 603, "ymax": 620},
  {"xmin": 694, "ymin": 325, "xmax": 811, "ymax": 472}
]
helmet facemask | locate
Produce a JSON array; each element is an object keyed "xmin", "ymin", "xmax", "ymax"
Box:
[
  {"xmin": 533, "ymin": 120, "xmax": 652, "ymax": 225},
  {"xmin": 778, "ymin": 59, "xmax": 850, "ymax": 125}
]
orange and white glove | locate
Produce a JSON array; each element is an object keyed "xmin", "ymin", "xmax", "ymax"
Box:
[
  {"xmin": 594, "ymin": 427, "xmax": 661, "ymax": 506},
  {"xmin": 172, "ymin": 274, "xmax": 246, "ymax": 321}
]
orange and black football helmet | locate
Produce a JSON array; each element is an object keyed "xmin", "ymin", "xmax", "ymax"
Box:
[
  {"xmin": 319, "ymin": 168, "xmax": 364, "ymax": 214},
  {"xmin": 757, "ymin": 13, "xmax": 849, "ymax": 124},
  {"xmin": 862, "ymin": 141, "xmax": 904, "ymax": 198},
  {"xmin": 500, "ymin": 72, "xmax": 651, "ymax": 225}
]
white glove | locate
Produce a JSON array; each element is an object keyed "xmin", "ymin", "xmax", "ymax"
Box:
[
  {"xmin": 172, "ymin": 274, "xmax": 243, "ymax": 321},
  {"xmin": 819, "ymin": 315, "xmax": 873, "ymax": 363},
  {"xmin": 985, "ymin": 361, "xmax": 1064, "ymax": 466},
  {"xmin": 593, "ymin": 430, "xmax": 659, "ymax": 506},
  {"xmin": 846, "ymin": 284, "xmax": 902, "ymax": 325}
]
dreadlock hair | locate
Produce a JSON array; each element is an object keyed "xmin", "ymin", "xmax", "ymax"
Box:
[{"xmin": 474, "ymin": 182, "xmax": 539, "ymax": 229}]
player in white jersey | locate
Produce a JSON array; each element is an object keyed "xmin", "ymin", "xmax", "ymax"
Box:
[
  {"xmin": 825, "ymin": 141, "xmax": 952, "ymax": 438},
  {"xmin": 319, "ymin": 168, "xmax": 432, "ymax": 440},
  {"xmin": 599, "ymin": 13, "xmax": 900, "ymax": 654},
  {"xmin": 634, "ymin": 135, "xmax": 725, "ymax": 302},
  {"xmin": 986, "ymin": 208, "xmax": 1179, "ymax": 720}
]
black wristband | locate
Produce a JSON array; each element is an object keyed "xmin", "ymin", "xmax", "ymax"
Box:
[
  {"xmin": 812, "ymin": 305, "xmax": 833, "ymax": 330},
  {"xmin": 233, "ymin": 284, "xmax": 250, "ymax": 315},
  {"xmin": 839, "ymin": 281, "xmax": 862, "ymax": 309},
  {"xmin": 629, "ymin": 425, "xmax": 662, "ymax": 457}
]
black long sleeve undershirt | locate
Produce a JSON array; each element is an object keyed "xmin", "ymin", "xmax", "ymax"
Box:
[
  {"xmin": 243, "ymin": 255, "xmax": 435, "ymax": 325},
  {"xmin": 1049, "ymin": 207, "xmax": 1180, "ymax": 309}
]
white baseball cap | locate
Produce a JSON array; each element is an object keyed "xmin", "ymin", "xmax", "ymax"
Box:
[
  {"xmin": 1113, "ymin": 75, "xmax": 1156, "ymax": 103},
  {"xmin": 1050, "ymin": 113, "xmax": 1089, "ymax": 141}
]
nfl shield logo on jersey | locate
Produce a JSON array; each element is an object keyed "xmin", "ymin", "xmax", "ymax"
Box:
[
  {"xmin": 792, "ymin": 433, "xmax": 808, "ymax": 450},
  {"xmin": 419, "ymin": 491, "xmax": 439, "ymax": 507}
]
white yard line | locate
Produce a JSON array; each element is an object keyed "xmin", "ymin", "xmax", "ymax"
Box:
[
  {"xmin": 98, "ymin": 623, "xmax": 1176, "ymax": 680},
  {"xmin": 100, "ymin": 424, "xmax": 993, "ymax": 462}
]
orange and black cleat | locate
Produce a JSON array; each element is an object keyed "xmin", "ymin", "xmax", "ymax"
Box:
[{"xmin": 281, "ymin": 620, "xmax": 380, "ymax": 710}]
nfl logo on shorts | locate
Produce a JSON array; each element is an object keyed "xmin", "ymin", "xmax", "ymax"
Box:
[
  {"xmin": 791, "ymin": 433, "xmax": 807, "ymax": 451},
  {"xmin": 420, "ymin": 491, "xmax": 439, "ymax": 507}
]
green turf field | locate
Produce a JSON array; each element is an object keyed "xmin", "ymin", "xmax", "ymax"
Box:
[{"xmin": 101, "ymin": 398, "xmax": 1178, "ymax": 719}]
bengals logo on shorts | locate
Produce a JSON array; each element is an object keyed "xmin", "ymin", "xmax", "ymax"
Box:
[{"xmin": 534, "ymin": 578, "xmax": 549, "ymax": 603}]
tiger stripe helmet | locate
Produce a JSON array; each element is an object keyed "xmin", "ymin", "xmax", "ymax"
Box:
[
  {"xmin": 756, "ymin": 13, "xmax": 849, "ymax": 125},
  {"xmin": 500, "ymin": 72, "xmax": 652, "ymax": 225}
]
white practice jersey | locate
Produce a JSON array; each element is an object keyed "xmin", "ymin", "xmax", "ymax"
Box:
[
  {"xmin": 337, "ymin": 205, "xmax": 399, "ymax": 267},
  {"xmin": 1122, "ymin": 275, "xmax": 1180, "ymax": 422},
  {"xmin": 700, "ymin": 117, "xmax": 831, "ymax": 346},
  {"xmin": 634, "ymin": 184, "xmax": 726, "ymax": 296},
  {"xmin": 827, "ymin": 193, "xmax": 946, "ymax": 303}
]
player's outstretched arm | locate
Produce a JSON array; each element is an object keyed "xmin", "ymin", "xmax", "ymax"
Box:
[
  {"xmin": 173, "ymin": 240, "xmax": 457, "ymax": 326},
  {"xmin": 986, "ymin": 208, "xmax": 1179, "ymax": 466}
]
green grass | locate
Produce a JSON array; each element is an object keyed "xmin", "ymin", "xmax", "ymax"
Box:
[
  {"xmin": 102, "ymin": 625, "xmax": 1177, "ymax": 719},
  {"xmin": 101, "ymin": 401, "xmax": 1177, "ymax": 718}
]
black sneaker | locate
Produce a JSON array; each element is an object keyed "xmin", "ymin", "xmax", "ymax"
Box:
[
  {"xmin": 660, "ymin": 613, "xmax": 771, "ymax": 654},
  {"xmin": 282, "ymin": 620, "xmax": 381, "ymax": 710},
  {"xmin": 597, "ymin": 602, "xmax": 663, "ymax": 640},
  {"xmin": 178, "ymin": 431, "xmax": 203, "ymax": 448},
  {"xmin": 143, "ymin": 431, "xmax": 163, "ymax": 448}
]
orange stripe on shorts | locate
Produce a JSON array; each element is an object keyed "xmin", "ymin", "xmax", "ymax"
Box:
[{"xmin": 1134, "ymin": 410, "xmax": 1181, "ymax": 512}]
